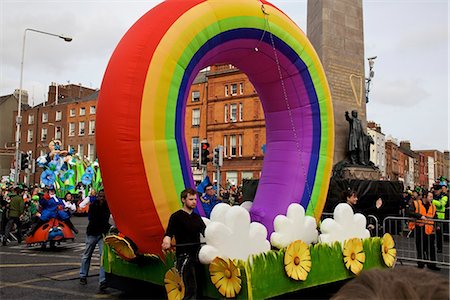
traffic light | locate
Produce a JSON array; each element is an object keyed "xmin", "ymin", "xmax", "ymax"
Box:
[
  {"xmin": 20, "ymin": 152, "xmax": 29, "ymax": 170},
  {"xmin": 213, "ymin": 146, "xmax": 223, "ymax": 167},
  {"xmin": 200, "ymin": 142, "xmax": 210, "ymax": 166}
]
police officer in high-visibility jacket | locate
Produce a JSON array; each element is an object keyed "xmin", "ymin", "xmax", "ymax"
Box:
[{"xmin": 407, "ymin": 191, "xmax": 440, "ymax": 270}]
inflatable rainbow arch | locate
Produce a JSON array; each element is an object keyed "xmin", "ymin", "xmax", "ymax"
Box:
[{"xmin": 97, "ymin": 0, "xmax": 334, "ymax": 255}]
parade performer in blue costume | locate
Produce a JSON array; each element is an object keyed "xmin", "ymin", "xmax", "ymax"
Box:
[
  {"xmin": 28, "ymin": 186, "xmax": 78, "ymax": 236},
  {"xmin": 200, "ymin": 183, "xmax": 222, "ymax": 218}
]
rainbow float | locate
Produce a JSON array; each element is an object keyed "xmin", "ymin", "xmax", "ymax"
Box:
[{"xmin": 97, "ymin": 0, "xmax": 393, "ymax": 298}]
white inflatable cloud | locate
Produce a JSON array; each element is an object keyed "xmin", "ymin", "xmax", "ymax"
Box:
[
  {"xmin": 270, "ymin": 203, "xmax": 318, "ymax": 249},
  {"xmin": 319, "ymin": 203, "xmax": 370, "ymax": 244},
  {"xmin": 199, "ymin": 203, "xmax": 271, "ymax": 264}
]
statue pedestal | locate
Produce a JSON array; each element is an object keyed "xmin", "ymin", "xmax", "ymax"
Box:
[{"xmin": 340, "ymin": 165, "xmax": 381, "ymax": 180}]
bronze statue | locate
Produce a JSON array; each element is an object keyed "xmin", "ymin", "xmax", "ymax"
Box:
[{"xmin": 345, "ymin": 110, "xmax": 365, "ymax": 165}]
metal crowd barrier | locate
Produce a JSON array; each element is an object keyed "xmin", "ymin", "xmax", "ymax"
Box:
[{"xmin": 383, "ymin": 216, "xmax": 450, "ymax": 268}]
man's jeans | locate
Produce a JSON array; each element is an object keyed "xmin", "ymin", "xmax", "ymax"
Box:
[{"xmin": 80, "ymin": 234, "xmax": 105, "ymax": 283}]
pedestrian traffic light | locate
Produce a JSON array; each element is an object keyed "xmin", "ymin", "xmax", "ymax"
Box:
[
  {"xmin": 213, "ymin": 146, "xmax": 223, "ymax": 167},
  {"xmin": 20, "ymin": 152, "xmax": 29, "ymax": 170},
  {"xmin": 200, "ymin": 142, "xmax": 210, "ymax": 166}
]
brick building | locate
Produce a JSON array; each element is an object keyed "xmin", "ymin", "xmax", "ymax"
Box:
[
  {"xmin": 16, "ymin": 83, "xmax": 97, "ymax": 184},
  {"xmin": 416, "ymin": 150, "xmax": 446, "ymax": 183},
  {"xmin": 398, "ymin": 141, "xmax": 415, "ymax": 189},
  {"xmin": 185, "ymin": 65, "xmax": 265, "ymax": 186},
  {"xmin": 385, "ymin": 138, "xmax": 399, "ymax": 181}
]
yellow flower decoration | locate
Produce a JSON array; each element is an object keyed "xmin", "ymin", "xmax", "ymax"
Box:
[
  {"xmin": 343, "ymin": 238, "xmax": 365, "ymax": 275},
  {"xmin": 164, "ymin": 267, "xmax": 184, "ymax": 300},
  {"xmin": 209, "ymin": 257, "xmax": 242, "ymax": 298},
  {"xmin": 381, "ymin": 233, "xmax": 397, "ymax": 267},
  {"xmin": 284, "ymin": 240, "xmax": 312, "ymax": 281}
]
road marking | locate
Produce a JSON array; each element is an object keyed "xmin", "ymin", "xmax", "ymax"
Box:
[
  {"xmin": 0, "ymin": 281, "xmax": 111, "ymax": 298},
  {"xmin": 0, "ymin": 262, "xmax": 81, "ymax": 268},
  {"xmin": 0, "ymin": 266, "xmax": 100, "ymax": 288},
  {"xmin": 0, "ymin": 250, "xmax": 100, "ymax": 260}
]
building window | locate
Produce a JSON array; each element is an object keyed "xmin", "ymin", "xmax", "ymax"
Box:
[
  {"xmin": 226, "ymin": 171, "xmax": 238, "ymax": 186},
  {"xmin": 41, "ymin": 128, "xmax": 47, "ymax": 141},
  {"xmin": 239, "ymin": 103, "xmax": 243, "ymax": 121},
  {"xmin": 89, "ymin": 120, "xmax": 95, "ymax": 135},
  {"xmin": 192, "ymin": 109, "xmax": 200, "ymax": 126},
  {"xmin": 224, "ymin": 104, "xmax": 229, "ymax": 123},
  {"xmin": 78, "ymin": 144, "xmax": 84, "ymax": 157},
  {"xmin": 239, "ymin": 83, "xmax": 244, "ymax": 95},
  {"xmin": 40, "ymin": 149, "xmax": 46, "ymax": 157},
  {"xmin": 27, "ymin": 129, "xmax": 33, "ymax": 143},
  {"xmin": 192, "ymin": 91, "xmax": 200, "ymax": 102},
  {"xmin": 28, "ymin": 114, "xmax": 34, "ymax": 125},
  {"xmin": 230, "ymin": 135, "xmax": 237, "ymax": 157},
  {"xmin": 69, "ymin": 123, "xmax": 75, "ymax": 136},
  {"xmin": 70, "ymin": 108, "xmax": 75, "ymax": 117},
  {"xmin": 192, "ymin": 137, "xmax": 199, "ymax": 160},
  {"xmin": 230, "ymin": 104, "xmax": 237, "ymax": 122},
  {"xmin": 225, "ymin": 85, "xmax": 229, "ymax": 97},
  {"xmin": 80, "ymin": 107, "xmax": 86, "ymax": 116},
  {"xmin": 55, "ymin": 126, "xmax": 62, "ymax": 140},
  {"xmin": 90, "ymin": 105, "xmax": 96, "ymax": 114},
  {"xmin": 42, "ymin": 112, "xmax": 48, "ymax": 123},
  {"xmin": 242, "ymin": 171, "xmax": 253, "ymax": 179},
  {"xmin": 88, "ymin": 144, "xmax": 95, "ymax": 162},
  {"xmin": 79, "ymin": 121, "xmax": 85, "ymax": 136},
  {"xmin": 55, "ymin": 111, "xmax": 62, "ymax": 121},
  {"xmin": 239, "ymin": 134, "xmax": 243, "ymax": 157},
  {"xmin": 223, "ymin": 135, "xmax": 227, "ymax": 157},
  {"xmin": 231, "ymin": 83, "xmax": 237, "ymax": 96}
]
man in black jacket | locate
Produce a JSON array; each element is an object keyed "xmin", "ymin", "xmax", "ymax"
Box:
[
  {"xmin": 79, "ymin": 189, "xmax": 110, "ymax": 291},
  {"xmin": 162, "ymin": 188, "xmax": 206, "ymax": 299}
]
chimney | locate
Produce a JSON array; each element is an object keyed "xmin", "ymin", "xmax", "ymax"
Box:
[{"xmin": 400, "ymin": 141, "xmax": 411, "ymax": 151}]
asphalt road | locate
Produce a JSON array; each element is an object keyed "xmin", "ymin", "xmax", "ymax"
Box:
[
  {"xmin": 0, "ymin": 216, "xmax": 122, "ymax": 300},
  {"xmin": 1, "ymin": 216, "xmax": 448, "ymax": 299}
]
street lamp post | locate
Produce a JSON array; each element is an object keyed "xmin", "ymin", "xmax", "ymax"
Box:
[
  {"xmin": 14, "ymin": 28, "xmax": 72, "ymax": 185},
  {"xmin": 365, "ymin": 56, "xmax": 377, "ymax": 104}
]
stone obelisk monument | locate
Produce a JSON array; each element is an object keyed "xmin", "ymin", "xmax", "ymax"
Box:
[{"xmin": 307, "ymin": 0, "xmax": 367, "ymax": 166}]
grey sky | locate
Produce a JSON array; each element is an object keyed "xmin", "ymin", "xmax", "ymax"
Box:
[{"xmin": 1, "ymin": 0, "xmax": 448, "ymax": 152}]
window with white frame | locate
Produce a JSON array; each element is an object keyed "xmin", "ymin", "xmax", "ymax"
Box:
[
  {"xmin": 239, "ymin": 83, "xmax": 244, "ymax": 94},
  {"xmin": 89, "ymin": 120, "xmax": 95, "ymax": 135},
  {"xmin": 230, "ymin": 135, "xmax": 237, "ymax": 157},
  {"xmin": 239, "ymin": 134, "xmax": 243, "ymax": 156},
  {"xmin": 79, "ymin": 121, "xmax": 85, "ymax": 136},
  {"xmin": 69, "ymin": 123, "xmax": 75, "ymax": 136},
  {"xmin": 230, "ymin": 104, "xmax": 237, "ymax": 122},
  {"xmin": 55, "ymin": 126, "xmax": 62, "ymax": 140},
  {"xmin": 40, "ymin": 149, "xmax": 46, "ymax": 157},
  {"xmin": 192, "ymin": 91, "xmax": 200, "ymax": 102},
  {"xmin": 41, "ymin": 128, "xmax": 48, "ymax": 141},
  {"xmin": 70, "ymin": 109, "xmax": 76, "ymax": 117},
  {"xmin": 239, "ymin": 103, "xmax": 243, "ymax": 121},
  {"xmin": 78, "ymin": 144, "xmax": 84, "ymax": 157},
  {"xmin": 80, "ymin": 107, "xmax": 86, "ymax": 116},
  {"xmin": 55, "ymin": 111, "xmax": 62, "ymax": 121},
  {"xmin": 88, "ymin": 144, "xmax": 95, "ymax": 162},
  {"xmin": 192, "ymin": 109, "xmax": 200, "ymax": 126},
  {"xmin": 192, "ymin": 136, "xmax": 199, "ymax": 160},
  {"xmin": 231, "ymin": 83, "xmax": 237, "ymax": 95},
  {"xmin": 226, "ymin": 171, "xmax": 238, "ymax": 186},
  {"xmin": 42, "ymin": 112, "xmax": 48, "ymax": 123},
  {"xmin": 28, "ymin": 114, "xmax": 34, "ymax": 125},
  {"xmin": 224, "ymin": 104, "xmax": 229, "ymax": 123},
  {"xmin": 27, "ymin": 129, "xmax": 33, "ymax": 143},
  {"xmin": 90, "ymin": 105, "xmax": 96, "ymax": 114},
  {"xmin": 242, "ymin": 171, "xmax": 253, "ymax": 179},
  {"xmin": 225, "ymin": 85, "xmax": 229, "ymax": 96},
  {"xmin": 223, "ymin": 135, "xmax": 227, "ymax": 157}
]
